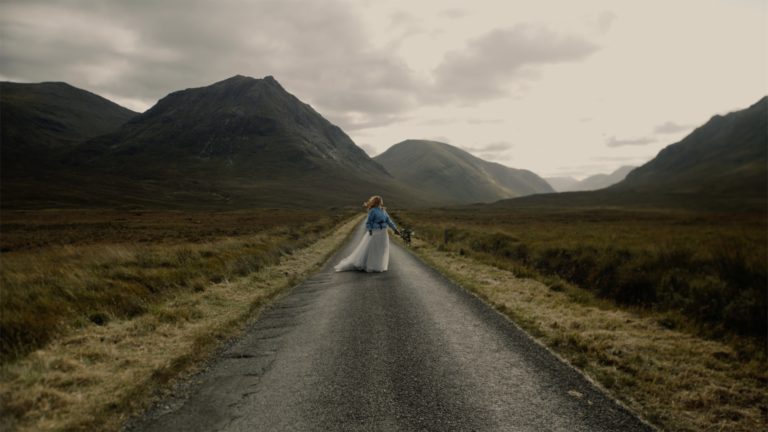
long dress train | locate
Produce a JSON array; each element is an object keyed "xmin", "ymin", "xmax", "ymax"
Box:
[{"xmin": 334, "ymin": 228, "xmax": 390, "ymax": 272}]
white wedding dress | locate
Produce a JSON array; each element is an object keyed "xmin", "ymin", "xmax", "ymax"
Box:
[{"xmin": 334, "ymin": 226, "xmax": 390, "ymax": 272}]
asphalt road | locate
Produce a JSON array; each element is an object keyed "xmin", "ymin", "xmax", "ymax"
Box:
[{"xmin": 130, "ymin": 222, "xmax": 654, "ymax": 432}]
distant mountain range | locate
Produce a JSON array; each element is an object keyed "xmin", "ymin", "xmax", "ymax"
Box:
[
  {"xmin": 1, "ymin": 77, "xmax": 426, "ymax": 208},
  {"xmin": 545, "ymin": 166, "xmax": 636, "ymax": 192},
  {"xmin": 494, "ymin": 96, "xmax": 767, "ymax": 211},
  {"xmin": 374, "ymin": 140, "xmax": 553, "ymax": 205},
  {"xmin": 1, "ymin": 76, "xmax": 556, "ymax": 208},
  {"xmin": 1, "ymin": 77, "xmax": 764, "ymax": 211}
]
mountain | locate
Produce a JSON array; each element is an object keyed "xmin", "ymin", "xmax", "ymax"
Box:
[
  {"xmin": 580, "ymin": 166, "xmax": 636, "ymax": 190},
  {"xmin": 546, "ymin": 166, "xmax": 636, "ymax": 192},
  {"xmin": 611, "ymin": 97, "xmax": 767, "ymax": 197},
  {"xmin": 0, "ymin": 81, "xmax": 137, "ymax": 175},
  {"xmin": 2, "ymin": 76, "xmax": 425, "ymax": 209},
  {"xmin": 69, "ymin": 76, "xmax": 385, "ymax": 177},
  {"xmin": 374, "ymin": 139, "xmax": 554, "ymax": 205},
  {"xmin": 493, "ymin": 96, "xmax": 768, "ymax": 211}
]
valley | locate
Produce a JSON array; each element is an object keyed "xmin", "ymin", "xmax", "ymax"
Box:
[{"xmin": 0, "ymin": 75, "xmax": 765, "ymax": 432}]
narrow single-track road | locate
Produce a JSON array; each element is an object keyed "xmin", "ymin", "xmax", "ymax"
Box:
[{"xmin": 130, "ymin": 222, "xmax": 653, "ymax": 431}]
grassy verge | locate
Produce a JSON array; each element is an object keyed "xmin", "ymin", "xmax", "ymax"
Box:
[
  {"xmin": 392, "ymin": 208, "xmax": 767, "ymax": 432},
  {"xmin": 0, "ymin": 211, "xmax": 363, "ymax": 432}
]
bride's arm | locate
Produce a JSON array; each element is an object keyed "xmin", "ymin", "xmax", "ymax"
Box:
[
  {"xmin": 384, "ymin": 212, "xmax": 400, "ymax": 235},
  {"xmin": 365, "ymin": 210, "xmax": 374, "ymax": 235}
]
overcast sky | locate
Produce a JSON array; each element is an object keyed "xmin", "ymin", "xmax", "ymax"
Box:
[{"xmin": 1, "ymin": 0, "xmax": 765, "ymax": 179}]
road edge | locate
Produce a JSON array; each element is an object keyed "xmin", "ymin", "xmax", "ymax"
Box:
[
  {"xmin": 114, "ymin": 213, "xmax": 366, "ymax": 432},
  {"xmin": 392, "ymin": 238, "xmax": 661, "ymax": 432}
]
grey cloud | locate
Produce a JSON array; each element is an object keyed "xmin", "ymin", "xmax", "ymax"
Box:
[
  {"xmin": 429, "ymin": 136, "xmax": 453, "ymax": 144},
  {"xmin": 606, "ymin": 136, "xmax": 656, "ymax": 147},
  {"xmin": 591, "ymin": 11, "xmax": 616, "ymax": 34},
  {"xmin": 460, "ymin": 141, "xmax": 514, "ymax": 160},
  {"xmin": 329, "ymin": 112, "xmax": 409, "ymax": 131},
  {"xmin": 389, "ymin": 11, "xmax": 419, "ymax": 29},
  {"xmin": 439, "ymin": 9, "xmax": 468, "ymax": 19},
  {"xmin": 388, "ymin": 11, "xmax": 424, "ymax": 38},
  {"xmin": 430, "ymin": 24, "xmax": 599, "ymax": 102},
  {"xmin": 0, "ymin": 1, "xmax": 600, "ymax": 132},
  {"xmin": 461, "ymin": 141, "xmax": 514, "ymax": 153},
  {"xmin": 385, "ymin": 11, "xmax": 428, "ymax": 51},
  {"xmin": 0, "ymin": 0, "xmax": 421, "ymax": 124},
  {"xmin": 593, "ymin": 155, "xmax": 652, "ymax": 162},
  {"xmin": 466, "ymin": 118, "xmax": 504, "ymax": 124},
  {"xmin": 482, "ymin": 141, "xmax": 514, "ymax": 152},
  {"xmin": 411, "ymin": 116, "xmax": 504, "ymax": 127},
  {"xmin": 654, "ymin": 121, "xmax": 694, "ymax": 134},
  {"xmin": 413, "ymin": 118, "xmax": 457, "ymax": 126}
]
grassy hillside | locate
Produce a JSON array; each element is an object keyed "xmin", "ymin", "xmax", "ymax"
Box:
[{"xmin": 374, "ymin": 139, "xmax": 553, "ymax": 205}]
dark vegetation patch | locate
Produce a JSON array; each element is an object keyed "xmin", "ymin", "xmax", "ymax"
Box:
[{"xmin": 395, "ymin": 207, "xmax": 767, "ymax": 350}]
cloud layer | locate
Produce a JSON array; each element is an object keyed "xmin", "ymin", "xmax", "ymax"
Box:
[
  {"xmin": 0, "ymin": 0, "xmax": 422, "ymax": 128},
  {"xmin": 0, "ymin": 0, "xmax": 599, "ymax": 132},
  {"xmin": 431, "ymin": 24, "xmax": 599, "ymax": 102},
  {"xmin": 654, "ymin": 121, "xmax": 694, "ymax": 134},
  {"xmin": 606, "ymin": 136, "xmax": 656, "ymax": 148}
]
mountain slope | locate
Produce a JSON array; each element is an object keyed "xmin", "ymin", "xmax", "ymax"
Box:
[
  {"xmin": 69, "ymin": 75, "xmax": 387, "ymax": 177},
  {"xmin": 493, "ymin": 96, "xmax": 768, "ymax": 211},
  {"xmin": 611, "ymin": 97, "xmax": 767, "ymax": 197},
  {"xmin": 3, "ymin": 76, "xmax": 425, "ymax": 209},
  {"xmin": 546, "ymin": 165, "xmax": 635, "ymax": 192},
  {"xmin": 579, "ymin": 166, "xmax": 636, "ymax": 190},
  {"xmin": 0, "ymin": 81, "xmax": 137, "ymax": 175},
  {"xmin": 374, "ymin": 139, "xmax": 553, "ymax": 205}
]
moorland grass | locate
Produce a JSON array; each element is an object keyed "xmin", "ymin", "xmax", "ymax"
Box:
[
  {"xmin": 391, "ymin": 206, "xmax": 767, "ymax": 431},
  {"xmin": 394, "ymin": 207, "xmax": 767, "ymax": 347},
  {"xmin": 0, "ymin": 208, "xmax": 353, "ymax": 361},
  {"xmin": 0, "ymin": 212, "xmax": 364, "ymax": 432}
]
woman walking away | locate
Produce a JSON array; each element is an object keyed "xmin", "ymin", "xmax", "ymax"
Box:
[{"xmin": 334, "ymin": 195, "xmax": 401, "ymax": 273}]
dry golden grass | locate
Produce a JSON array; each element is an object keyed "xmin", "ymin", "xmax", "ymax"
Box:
[
  {"xmin": 0, "ymin": 214, "xmax": 364, "ymax": 432},
  {"xmin": 0, "ymin": 208, "xmax": 350, "ymax": 359},
  {"xmin": 405, "ymin": 237, "xmax": 767, "ymax": 432}
]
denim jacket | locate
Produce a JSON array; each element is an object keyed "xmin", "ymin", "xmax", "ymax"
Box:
[{"xmin": 366, "ymin": 207, "xmax": 398, "ymax": 231}]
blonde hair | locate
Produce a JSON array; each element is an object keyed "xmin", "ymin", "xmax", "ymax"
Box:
[{"xmin": 363, "ymin": 195, "xmax": 383, "ymax": 209}]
